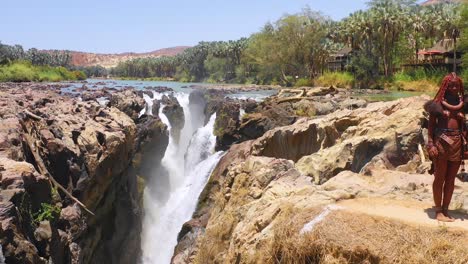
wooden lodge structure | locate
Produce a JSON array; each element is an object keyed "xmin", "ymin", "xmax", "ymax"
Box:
[
  {"xmin": 326, "ymin": 46, "xmax": 353, "ymax": 72},
  {"xmin": 403, "ymin": 39, "xmax": 463, "ymax": 71}
]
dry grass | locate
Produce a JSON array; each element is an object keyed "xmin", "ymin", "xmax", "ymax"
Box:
[
  {"xmin": 315, "ymin": 72, "xmax": 355, "ymax": 89},
  {"xmin": 264, "ymin": 208, "xmax": 468, "ymax": 264},
  {"xmin": 394, "ymin": 80, "xmax": 438, "ymax": 92},
  {"xmin": 194, "ymin": 210, "xmax": 238, "ymax": 264}
]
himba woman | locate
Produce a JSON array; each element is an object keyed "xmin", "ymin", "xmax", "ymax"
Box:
[{"xmin": 425, "ymin": 72, "xmax": 465, "ymax": 222}]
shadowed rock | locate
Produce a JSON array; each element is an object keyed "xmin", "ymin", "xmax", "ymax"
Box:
[{"xmin": 162, "ymin": 94, "xmax": 185, "ymax": 143}]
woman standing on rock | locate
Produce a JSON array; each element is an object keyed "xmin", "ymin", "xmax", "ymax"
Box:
[{"xmin": 425, "ymin": 72, "xmax": 465, "ymax": 222}]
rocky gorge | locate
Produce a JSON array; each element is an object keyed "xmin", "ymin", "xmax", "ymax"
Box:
[
  {"xmin": 0, "ymin": 82, "xmax": 169, "ymax": 263},
  {"xmin": 0, "ymin": 81, "xmax": 467, "ymax": 264},
  {"xmin": 173, "ymin": 88, "xmax": 468, "ymax": 263}
]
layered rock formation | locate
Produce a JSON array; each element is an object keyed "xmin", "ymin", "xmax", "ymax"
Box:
[
  {"xmin": 205, "ymin": 86, "xmax": 372, "ymax": 151},
  {"xmin": 68, "ymin": 46, "xmax": 189, "ymax": 68},
  {"xmin": 174, "ymin": 95, "xmax": 468, "ymax": 263},
  {"xmin": 0, "ymin": 83, "xmax": 168, "ymax": 263}
]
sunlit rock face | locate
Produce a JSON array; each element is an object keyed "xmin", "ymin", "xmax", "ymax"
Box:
[
  {"xmin": 174, "ymin": 94, "xmax": 468, "ymax": 263},
  {"xmin": 0, "ymin": 83, "xmax": 168, "ymax": 264}
]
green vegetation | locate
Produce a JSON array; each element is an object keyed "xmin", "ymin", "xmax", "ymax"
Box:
[
  {"xmin": 315, "ymin": 72, "xmax": 355, "ymax": 88},
  {"xmin": 0, "ymin": 42, "xmax": 87, "ymax": 82},
  {"xmin": 3, "ymin": 0, "xmax": 464, "ymax": 88},
  {"xmin": 111, "ymin": 0, "xmax": 464, "ymax": 90},
  {"xmin": 294, "ymin": 78, "xmax": 314, "ymax": 87},
  {"xmin": 390, "ymin": 68, "xmax": 446, "ymax": 91},
  {"xmin": 458, "ymin": 3, "xmax": 468, "ymax": 82},
  {"xmin": 33, "ymin": 203, "xmax": 61, "ymax": 224},
  {"xmin": 71, "ymin": 65, "xmax": 108, "ymax": 78},
  {"xmin": 0, "ymin": 61, "xmax": 86, "ymax": 82}
]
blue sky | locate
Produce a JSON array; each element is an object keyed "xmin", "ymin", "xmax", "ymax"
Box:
[{"xmin": 1, "ymin": 0, "xmax": 371, "ymax": 53}]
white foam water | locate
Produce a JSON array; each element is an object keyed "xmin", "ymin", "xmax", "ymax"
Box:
[
  {"xmin": 141, "ymin": 92, "xmax": 222, "ymax": 264},
  {"xmin": 0, "ymin": 244, "xmax": 5, "ymax": 264}
]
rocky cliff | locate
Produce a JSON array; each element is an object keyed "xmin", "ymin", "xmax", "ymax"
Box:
[
  {"xmin": 69, "ymin": 47, "xmax": 189, "ymax": 68},
  {"xmin": 174, "ymin": 93, "xmax": 468, "ymax": 263},
  {"xmin": 0, "ymin": 83, "xmax": 169, "ymax": 263}
]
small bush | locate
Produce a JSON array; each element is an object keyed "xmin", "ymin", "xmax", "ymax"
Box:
[
  {"xmin": 394, "ymin": 79, "xmax": 439, "ymax": 92},
  {"xmin": 392, "ymin": 69, "xmax": 444, "ymax": 92},
  {"xmin": 33, "ymin": 203, "xmax": 61, "ymax": 224},
  {"xmin": 462, "ymin": 69, "xmax": 468, "ymax": 84},
  {"xmin": 315, "ymin": 72, "xmax": 355, "ymax": 88},
  {"xmin": 294, "ymin": 78, "xmax": 314, "ymax": 87},
  {"xmin": 72, "ymin": 70, "xmax": 87, "ymax": 80}
]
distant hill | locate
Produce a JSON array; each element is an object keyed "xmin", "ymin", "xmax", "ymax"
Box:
[
  {"xmin": 65, "ymin": 46, "xmax": 189, "ymax": 68},
  {"xmin": 420, "ymin": 0, "xmax": 461, "ymax": 6}
]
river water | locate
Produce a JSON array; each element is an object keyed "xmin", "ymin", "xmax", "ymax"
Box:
[{"xmin": 63, "ymin": 79, "xmax": 274, "ymax": 263}]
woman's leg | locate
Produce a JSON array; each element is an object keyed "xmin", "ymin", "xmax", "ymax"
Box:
[
  {"xmin": 442, "ymin": 160, "xmax": 461, "ymax": 219},
  {"xmin": 433, "ymin": 158, "xmax": 453, "ymax": 222},
  {"xmin": 433, "ymin": 158, "xmax": 447, "ymax": 208}
]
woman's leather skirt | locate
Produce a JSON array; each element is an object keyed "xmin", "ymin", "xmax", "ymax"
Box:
[{"xmin": 434, "ymin": 128, "xmax": 462, "ymax": 161}]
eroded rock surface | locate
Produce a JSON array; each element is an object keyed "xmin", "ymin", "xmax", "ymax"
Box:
[
  {"xmin": 0, "ymin": 83, "xmax": 168, "ymax": 264},
  {"xmin": 206, "ymin": 87, "xmax": 370, "ymax": 151},
  {"xmin": 174, "ymin": 95, "xmax": 468, "ymax": 264}
]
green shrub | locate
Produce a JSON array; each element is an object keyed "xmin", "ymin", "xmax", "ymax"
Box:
[
  {"xmin": 461, "ymin": 69, "xmax": 468, "ymax": 85},
  {"xmin": 33, "ymin": 203, "xmax": 61, "ymax": 224},
  {"xmin": 0, "ymin": 61, "xmax": 38, "ymax": 82},
  {"xmin": 72, "ymin": 70, "xmax": 87, "ymax": 80},
  {"xmin": 294, "ymin": 78, "xmax": 313, "ymax": 87},
  {"xmin": 315, "ymin": 72, "xmax": 355, "ymax": 88},
  {"xmin": 0, "ymin": 62, "xmax": 86, "ymax": 82},
  {"xmin": 391, "ymin": 69, "xmax": 444, "ymax": 92},
  {"xmin": 395, "ymin": 68, "xmax": 446, "ymax": 83},
  {"xmin": 393, "ymin": 72, "xmax": 413, "ymax": 83}
]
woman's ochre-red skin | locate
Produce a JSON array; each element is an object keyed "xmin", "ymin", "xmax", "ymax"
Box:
[{"xmin": 427, "ymin": 73, "xmax": 464, "ymax": 222}]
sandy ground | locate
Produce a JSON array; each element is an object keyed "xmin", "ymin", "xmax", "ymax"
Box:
[{"xmin": 338, "ymin": 198, "xmax": 468, "ymax": 231}]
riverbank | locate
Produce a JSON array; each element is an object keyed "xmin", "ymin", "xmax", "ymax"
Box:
[{"xmin": 0, "ymin": 62, "xmax": 86, "ymax": 82}]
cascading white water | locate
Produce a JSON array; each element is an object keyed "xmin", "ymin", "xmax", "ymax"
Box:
[
  {"xmin": 239, "ymin": 108, "xmax": 246, "ymax": 120},
  {"xmin": 0, "ymin": 245, "xmax": 5, "ymax": 263},
  {"xmin": 139, "ymin": 93, "xmax": 154, "ymax": 118},
  {"xmin": 141, "ymin": 92, "xmax": 223, "ymax": 264}
]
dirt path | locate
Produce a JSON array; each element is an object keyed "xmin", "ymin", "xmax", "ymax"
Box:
[{"xmin": 338, "ymin": 198, "xmax": 468, "ymax": 231}]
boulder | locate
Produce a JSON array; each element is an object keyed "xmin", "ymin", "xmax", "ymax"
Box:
[
  {"xmin": 213, "ymin": 100, "xmax": 241, "ymax": 151},
  {"xmin": 109, "ymin": 89, "xmax": 145, "ymax": 121},
  {"xmin": 162, "ymin": 94, "xmax": 185, "ymax": 143}
]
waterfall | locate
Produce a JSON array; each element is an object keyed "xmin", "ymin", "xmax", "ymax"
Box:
[
  {"xmin": 139, "ymin": 93, "xmax": 155, "ymax": 118},
  {"xmin": 141, "ymin": 92, "xmax": 223, "ymax": 264},
  {"xmin": 0, "ymin": 245, "xmax": 5, "ymax": 264},
  {"xmin": 239, "ymin": 107, "xmax": 246, "ymax": 120}
]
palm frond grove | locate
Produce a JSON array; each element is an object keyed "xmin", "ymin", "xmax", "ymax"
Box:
[
  {"xmin": 112, "ymin": 0, "xmax": 467, "ymax": 88},
  {"xmin": 0, "ymin": 43, "xmax": 87, "ymax": 82}
]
